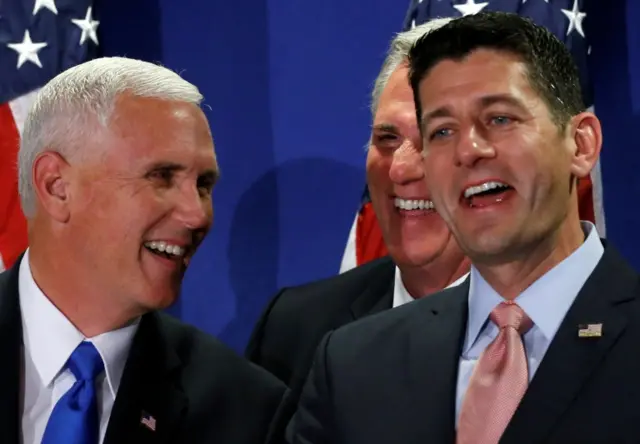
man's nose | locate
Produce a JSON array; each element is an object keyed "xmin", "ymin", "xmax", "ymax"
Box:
[
  {"xmin": 455, "ymin": 126, "xmax": 496, "ymax": 168},
  {"xmin": 388, "ymin": 140, "xmax": 424, "ymax": 185},
  {"xmin": 174, "ymin": 184, "xmax": 212, "ymax": 231}
]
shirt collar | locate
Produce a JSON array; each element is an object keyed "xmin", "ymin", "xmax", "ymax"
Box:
[
  {"xmin": 89, "ymin": 319, "xmax": 139, "ymax": 398},
  {"xmin": 393, "ymin": 266, "xmax": 470, "ymax": 308},
  {"xmin": 19, "ymin": 249, "xmax": 139, "ymax": 398},
  {"xmin": 464, "ymin": 221, "xmax": 604, "ymax": 353}
]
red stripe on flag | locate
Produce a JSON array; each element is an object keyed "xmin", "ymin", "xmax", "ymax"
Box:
[
  {"xmin": 355, "ymin": 202, "xmax": 387, "ymax": 266},
  {"xmin": 0, "ymin": 103, "xmax": 28, "ymax": 269},
  {"xmin": 577, "ymin": 176, "xmax": 595, "ymax": 225}
]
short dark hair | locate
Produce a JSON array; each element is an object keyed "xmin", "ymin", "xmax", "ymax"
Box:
[{"xmin": 408, "ymin": 11, "xmax": 585, "ymax": 131}]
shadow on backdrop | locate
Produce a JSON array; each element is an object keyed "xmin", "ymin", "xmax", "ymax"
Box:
[
  {"xmin": 219, "ymin": 157, "xmax": 363, "ymax": 352},
  {"xmin": 217, "ymin": 166, "xmax": 279, "ymax": 352}
]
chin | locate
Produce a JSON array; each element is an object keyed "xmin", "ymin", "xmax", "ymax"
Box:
[
  {"xmin": 396, "ymin": 248, "xmax": 440, "ymax": 268},
  {"xmin": 138, "ymin": 288, "xmax": 180, "ymax": 312},
  {"xmin": 463, "ymin": 236, "xmax": 515, "ymax": 262}
]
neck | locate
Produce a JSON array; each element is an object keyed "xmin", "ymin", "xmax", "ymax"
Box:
[
  {"xmin": 400, "ymin": 255, "xmax": 471, "ymax": 299},
  {"xmin": 28, "ymin": 239, "xmax": 139, "ymax": 338},
  {"xmin": 475, "ymin": 218, "xmax": 586, "ymax": 300}
]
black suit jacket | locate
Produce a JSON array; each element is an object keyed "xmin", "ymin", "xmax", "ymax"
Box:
[
  {"xmin": 288, "ymin": 243, "xmax": 640, "ymax": 444},
  {"xmin": 246, "ymin": 257, "xmax": 395, "ymax": 390},
  {"xmin": 0, "ymin": 259, "xmax": 291, "ymax": 444}
]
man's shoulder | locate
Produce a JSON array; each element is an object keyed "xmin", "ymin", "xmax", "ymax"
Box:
[
  {"xmin": 272, "ymin": 256, "xmax": 395, "ymax": 313},
  {"xmin": 245, "ymin": 256, "xmax": 396, "ymax": 386},
  {"xmin": 326, "ymin": 284, "xmax": 467, "ymax": 357},
  {"xmin": 154, "ymin": 312, "xmax": 286, "ymax": 392},
  {"xmin": 140, "ymin": 314, "xmax": 290, "ymax": 443}
]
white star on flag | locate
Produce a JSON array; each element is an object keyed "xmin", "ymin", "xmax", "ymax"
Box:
[
  {"xmin": 71, "ymin": 7, "xmax": 100, "ymax": 45},
  {"xmin": 7, "ymin": 30, "xmax": 48, "ymax": 69},
  {"xmin": 32, "ymin": 0, "xmax": 58, "ymax": 15},
  {"xmin": 522, "ymin": 0, "xmax": 549, "ymax": 3},
  {"xmin": 562, "ymin": 0, "xmax": 587, "ymax": 38},
  {"xmin": 453, "ymin": 0, "xmax": 489, "ymax": 17}
]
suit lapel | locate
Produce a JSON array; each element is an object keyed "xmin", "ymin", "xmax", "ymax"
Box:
[
  {"xmin": 408, "ymin": 280, "xmax": 469, "ymax": 443},
  {"xmin": 104, "ymin": 313, "xmax": 187, "ymax": 444},
  {"xmin": 502, "ymin": 245, "xmax": 638, "ymax": 444},
  {"xmin": 0, "ymin": 262, "xmax": 23, "ymax": 444},
  {"xmin": 349, "ymin": 258, "xmax": 395, "ymax": 320}
]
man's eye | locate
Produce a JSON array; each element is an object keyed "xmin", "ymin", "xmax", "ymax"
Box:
[
  {"xmin": 429, "ymin": 128, "xmax": 452, "ymax": 140},
  {"xmin": 197, "ymin": 178, "xmax": 214, "ymax": 196},
  {"xmin": 490, "ymin": 116, "xmax": 513, "ymax": 125},
  {"xmin": 148, "ymin": 169, "xmax": 174, "ymax": 185},
  {"xmin": 376, "ymin": 134, "xmax": 397, "ymax": 142}
]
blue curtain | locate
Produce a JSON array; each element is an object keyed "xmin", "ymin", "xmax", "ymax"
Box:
[{"xmin": 95, "ymin": 0, "xmax": 639, "ymax": 353}]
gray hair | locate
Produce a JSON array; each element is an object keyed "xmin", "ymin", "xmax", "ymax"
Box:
[
  {"xmin": 370, "ymin": 18, "xmax": 454, "ymax": 118},
  {"xmin": 18, "ymin": 56, "xmax": 203, "ymax": 218}
]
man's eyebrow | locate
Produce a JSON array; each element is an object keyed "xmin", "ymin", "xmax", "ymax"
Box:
[
  {"xmin": 145, "ymin": 162, "xmax": 220, "ymax": 184},
  {"xmin": 145, "ymin": 162, "xmax": 186, "ymax": 173},
  {"xmin": 200, "ymin": 168, "xmax": 220, "ymax": 184},
  {"xmin": 372, "ymin": 123, "xmax": 400, "ymax": 132},
  {"xmin": 479, "ymin": 94, "xmax": 527, "ymax": 111},
  {"xmin": 420, "ymin": 107, "xmax": 453, "ymax": 132},
  {"xmin": 420, "ymin": 94, "xmax": 528, "ymax": 131}
]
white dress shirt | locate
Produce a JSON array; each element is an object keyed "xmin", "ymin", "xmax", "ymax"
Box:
[
  {"xmin": 19, "ymin": 249, "xmax": 139, "ymax": 444},
  {"xmin": 393, "ymin": 266, "xmax": 469, "ymax": 308},
  {"xmin": 454, "ymin": 221, "xmax": 604, "ymax": 424}
]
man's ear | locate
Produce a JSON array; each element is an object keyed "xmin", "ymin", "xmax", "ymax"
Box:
[
  {"xmin": 32, "ymin": 151, "xmax": 72, "ymax": 223},
  {"xmin": 569, "ymin": 111, "xmax": 602, "ymax": 179}
]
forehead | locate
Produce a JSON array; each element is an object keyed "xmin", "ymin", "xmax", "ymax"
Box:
[
  {"xmin": 375, "ymin": 64, "xmax": 416, "ymax": 122},
  {"xmin": 418, "ymin": 49, "xmax": 534, "ymax": 106},
  {"xmin": 107, "ymin": 95, "xmax": 217, "ymax": 168}
]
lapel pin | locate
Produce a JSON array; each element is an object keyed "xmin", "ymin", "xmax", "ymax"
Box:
[
  {"xmin": 578, "ymin": 323, "xmax": 602, "ymax": 338},
  {"xmin": 140, "ymin": 411, "xmax": 157, "ymax": 432}
]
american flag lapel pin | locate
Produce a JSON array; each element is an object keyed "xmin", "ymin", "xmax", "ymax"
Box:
[
  {"xmin": 140, "ymin": 411, "xmax": 157, "ymax": 432},
  {"xmin": 578, "ymin": 323, "xmax": 603, "ymax": 338}
]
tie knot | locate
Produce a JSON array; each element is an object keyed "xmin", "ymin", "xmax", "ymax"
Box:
[
  {"xmin": 67, "ymin": 341, "xmax": 104, "ymax": 382},
  {"xmin": 490, "ymin": 301, "xmax": 532, "ymax": 335}
]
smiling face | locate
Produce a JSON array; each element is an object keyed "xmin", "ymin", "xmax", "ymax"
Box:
[
  {"xmin": 418, "ymin": 49, "xmax": 582, "ymax": 262},
  {"xmin": 65, "ymin": 95, "xmax": 218, "ymax": 313},
  {"xmin": 366, "ymin": 64, "xmax": 463, "ymax": 269}
]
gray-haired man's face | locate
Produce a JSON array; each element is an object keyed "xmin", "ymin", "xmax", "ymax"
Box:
[
  {"xmin": 65, "ymin": 95, "xmax": 218, "ymax": 313},
  {"xmin": 366, "ymin": 64, "xmax": 463, "ymax": 269}
]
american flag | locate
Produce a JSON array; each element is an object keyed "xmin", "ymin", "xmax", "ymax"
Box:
[
  {"xmin": 0, "ymin": 0, "xmax": 99, "ymax": 271},
  {"xmin": 140, "ymin": 411, "xmax": 157, "ymax": 432},
  {"xmin": 340, "ymin": 0, "xmax": 603, "ymax": 273},
  {"xmin": 578, "ymin": 322, "xmax": 602, "ymax": 338}
]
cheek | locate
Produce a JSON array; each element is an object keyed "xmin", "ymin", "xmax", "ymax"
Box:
[
  {"xmin": 365, "ymin": 152, "xmax": 391, "ymax": 191},
  {"xmin": 422, "ymin": 154, "xmax": 446, "ymax": 191}
]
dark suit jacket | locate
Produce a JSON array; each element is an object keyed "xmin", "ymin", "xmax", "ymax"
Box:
[
  {"xmin": 0, "ymin": 259, "xmax": 291, "ymax": 444},
  {"xmin": 288, "ymin": 243, "xmax": 640, "ymax": 444},
  {"xmin": 246, "ymin": 256, "xmax": 395, "ymax": 391}
]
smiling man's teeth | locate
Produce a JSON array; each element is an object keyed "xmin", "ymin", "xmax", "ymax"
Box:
[
  {"xmin": 463, "ymin": 181, "xmax": 510, "ymax": 199},
  {"xmin": 144, "ymin": 241, "xmax": 185, "ymax": 257},
  {"xmin": 394, "ymin": 198, "xmax": 435, "ymax": 211}
]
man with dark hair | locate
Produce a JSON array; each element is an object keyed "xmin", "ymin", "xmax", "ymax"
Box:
[
  {"xmin": 287, "ymin": 12, "xmax": 640, "ymax": 444},
  {"xmin": 408, "ymin": 11, "xmax": 585, "ymax": 130}
]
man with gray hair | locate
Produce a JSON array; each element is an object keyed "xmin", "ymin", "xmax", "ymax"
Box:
[
  {"xmin": 246, "ymin": 17, "xmax": 469, "ymax": 392},
  {"xmin": 0, "ymin": 56, "xmax": 288, "ymax": 444}
]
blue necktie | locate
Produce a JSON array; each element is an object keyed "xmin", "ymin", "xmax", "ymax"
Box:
[{"xmin": 42, "ymin": 341, "xmax": 105, "ymax": 444}]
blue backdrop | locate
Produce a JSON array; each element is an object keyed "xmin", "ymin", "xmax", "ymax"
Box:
[{"xmin": 94, "ymin": 0, "xmax": 639, "ymax": 354}]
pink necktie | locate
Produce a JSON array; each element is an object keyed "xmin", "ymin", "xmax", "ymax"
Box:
[{"xmin": 457, "ymin": 301, "xmax": 533, "ymax": 444}]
